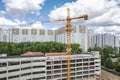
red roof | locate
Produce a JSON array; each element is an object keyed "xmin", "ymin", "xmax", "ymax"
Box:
[
  {"xmin": 45, "ymin": 52, "xmax": 66, "ymax": 56},
  {"xmin": 21, "ymin": 51, "xmax": 44, "ymax": 56}
]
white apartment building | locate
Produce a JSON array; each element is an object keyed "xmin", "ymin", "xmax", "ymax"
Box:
[
  {"xmin": 0, "ymin": 25, "xmax": 90, "ymax": 52},
  {"xmin": 87, "ymin": 29, "xmax": 93, "ymax": 48},
  {"xmin": 0, "ymin": 28, "xmax": 55, "ymax": 42},
  {"xmin": 55, "ymin": 26, "xmax": 88, "ymax": 52},
  {"xmin": 91, "ymin": 33, "xmax": 119, "ymax": 48},
  {"xmin": 0, "ymin": 51, "xmax": 101, "ymax": 80}
]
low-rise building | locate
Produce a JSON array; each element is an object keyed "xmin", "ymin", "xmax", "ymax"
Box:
[{"xmin": 0, "ymin": 51, "xmax": 101, "ymax": 80}]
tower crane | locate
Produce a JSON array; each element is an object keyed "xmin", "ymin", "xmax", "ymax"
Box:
[
  {"xmin": 52, "ymin": 8, "xmax": 88, "ymax": 80},
  {"xmin": 0, "ymin": 8, "xmax": 88, "ymax": 80}
]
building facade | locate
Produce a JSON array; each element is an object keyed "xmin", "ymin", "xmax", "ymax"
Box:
[
  {"xmin": 55, "ymin": 26, "xmax": 88, "ymax": 52},
  {"xmin": 0, "ymin": 52, "xmax": 101, "ymax": 80},
  {"xmin": 0, "ymin": 28, "xmax": 55, "ymax": 42},
  {"xmin": 0, "ymin": 56, "xmax": 46, "ymax": 80},
  {"xmin": 91, "ymin": 33, "xmax": 119, "ymax": 48}
]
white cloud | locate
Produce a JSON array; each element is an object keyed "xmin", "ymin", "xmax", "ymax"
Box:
[
  {"xmin": 0, "ymin": 14, "xmax": 46, "ymax": 29},
  {"xmin": 94, "ymin": 27, "xmax": 105, "ymax": 33},
  {"xmin": 50, "ymin": 27, "xmax": 59, "ymax": 30},
  {"xmin": 2, "ymin": 0, "xmax": 45, "ymax": 17},
  {"xmin": 0, "ymin": 11, "xmax": 6, "ymax": 14},
  {"xmin": 31, "ymin": 21, "xmax": 45, "ymax": 29},
  {"xmin": 49, "ymin": 0, "xmax": 120, "ymax": 26},
  {"xmin": 94, "ymin": 26, "xmax": 120, "ymax": 34},
  {"xmin": 0, "ymin": 11, "xmax": 6, "ymax": 17},
  {"xmin": 0, "ymin": 17, "xmax": 45, "ymax": 29},
  {"xmin": 0, "ymin": 17, "xmax": 17, "ymax": 26}
]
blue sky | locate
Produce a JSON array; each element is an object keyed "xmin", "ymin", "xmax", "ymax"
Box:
[
  {"xmin": 0, "ymin": 0, "xmax": 76, "ymax": 28},
  {"xmin": 0, "ymin": 0, "xmax": 120, "ymax": 33}
]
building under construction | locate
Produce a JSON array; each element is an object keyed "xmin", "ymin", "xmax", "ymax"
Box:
[{"xmin": 0, "ymin": 51, "xmax": 101, "ymax": 80}]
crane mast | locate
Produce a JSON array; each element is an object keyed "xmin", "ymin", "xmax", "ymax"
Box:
[
  {"xmin": 66, "ymin": 8, "xmax": 72, "ymax": 80},
  {"xmin": 65, "ymin": 8, "xmax": 88, "ymax": 80}
]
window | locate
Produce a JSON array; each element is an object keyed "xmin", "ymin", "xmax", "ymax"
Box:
[
  {"xmin": 22, "ymin": 29, "xmax": 28, "ymax": 35},
  {"xmin": 21, "ymin": 73, "xmax": 31, "ymax": 76},
  {"xmin": 33, "ymin": 77, "xmax": 45, "ymax": 80},
  {"xmin": 83, "ymin": 59, "xmax": 88, "ymax": 61},
  {"xmin": 0, "ymin": 71, "xmax": 6, "ymax": 74},
  {"xmin": 73, "ymin": 27, "xmax": 76, "ymax": 33},
  {"xmin": 0, "ymin": 63, "xmax": 7, "ymax": 67},
  {"xmin": 8, "ymin": 62, "xmax": 19, "ymax": 66},
  {"xmin": 33, "ymin": 65, "xmax": 45, "ymax": 68},
  {"xmin": 21, "ymin": 61, "xmax": 31, "ymax": 64},
  {"xmin": 54, "ymin": 61, "xmax": 61, "ymax": 64},
  {"xmin": 31, "ymin": 29, "xmax": 37, "ymax": 35},
  {"xmin": 33, "ymin": 71, "xmax": 45, "ymax": 74},
  {"xmin": 21, "ymin": 67, "xmax": 31, "ymax": 70},
  {"xmin": 90, "ymin": 62, "xmax": 94, "ymax": 65},
  {"xmin": 79, "ymin": 26, "xmax": 85, "ymax": 33},
  {"xmin": 8, "ymin": 69, "xmax": 19, "ymax": 72},
  {"xmin": 33, "ymin": 60, "xmax": 45, "ymax": 62},
  {"xmin": 12, "ymin": 28, "xmax": 19, "ymax": 34},
  {"xmin": 0, "ymin": 78, "xmax": 7, "ymax": 80},
  {"xmin": 48, "ymin": 30, "xmax": 53, "ymax": 35},
  {"xmin": 8, "ymin": 75, "xmax": 19, "ymax": 79},
  {"xmin": 39, "ymin": 29, "xmax": 45, "ymax": 35}
]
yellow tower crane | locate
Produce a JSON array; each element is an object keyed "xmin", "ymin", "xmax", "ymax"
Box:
[
  {"xmin": 58, "ymin": 8, "xmax": 88, "ymax": 80},
  {"xmin": 52, "ymin": 8, "xmax": 88, "ymax": 80}
]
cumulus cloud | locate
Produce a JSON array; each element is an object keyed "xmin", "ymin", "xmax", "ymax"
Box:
[
  {"xmin": 49, "ymin": 0, "xmax": 120, "ymax": 26},
  {"xmin": 0, "ymin": 11, "xmax": 6, "ymax": 17},
  {"xmin": 31, "ymin": 21, "xmax": 45, "ymax": 29},
  {"xmin": 2, "ymin": 0, "xmax": 45, "ymax": 17},
  {"xmin": 94, "ymin": 26, "xmax": 120, "ymax": 34},
  {"xmin": 0, "ymin": 17, "xmax": 45, "ymax": 29},
  {"xmin": 0, "ymin": 11, "xmax": 6, "ymax": 14},
  {"xmin": 0, "ymin": 17, "xmax": 17, "ymax": 26}
]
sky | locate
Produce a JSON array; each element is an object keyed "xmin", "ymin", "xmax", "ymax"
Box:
[{"xmin": 0, "ymin": 0, "xmax": 120, "ymax": 33}]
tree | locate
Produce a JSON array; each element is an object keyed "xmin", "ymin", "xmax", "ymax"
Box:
[
  {"xmin": 0, "ymin": 42, "xmax": 82, "ymax": 55},
  {"xmin": 115, "ymin": 62, "xmax": 120, "ymax": 72},
  {"xmin": 105, "ymin": 57, "xmax": 114, "ymax": 69},
  {"xmin": 103, "ymin": 46, "xmax": 114, "ymax": 61},
  {"xmin": 88, "ymin": 47, "xmax": 92, "ymax": 52},
  {"xmin": 113, "ymin": 47, "xmax": 119, "ymax": 57},
  {"xmin": 71, "ymin": 43, "xmax": 82, "ymax": 54},
  {"xmin": 118, "ymin": 57, "xmax": 120, "ymax": 62},
  {"xmin": 101, "ymin": 51, "xmax": 105, "ymax": 65}
]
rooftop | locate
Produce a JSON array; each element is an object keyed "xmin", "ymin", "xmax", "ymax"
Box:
[{"xmin": 21, "ymin": 51, "xmax": 44, "ymax": 56}]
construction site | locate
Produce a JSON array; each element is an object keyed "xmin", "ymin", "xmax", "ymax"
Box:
[{"xmin": 0, "ymin": 8, "xmax": 101, "ymax": 80}]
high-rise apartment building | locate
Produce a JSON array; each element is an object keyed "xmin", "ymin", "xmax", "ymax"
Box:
[
  {"xmin": 87, "ymin": 29, "xmax": 93, "ymax": 49},
  {"xmin": 91, "ymin": 33, "xmax": 119, "ymax": 48},
  {"xmin": 0, "ymin": 28, "xmax": 55, "ymax": 42},
  {"xmin": 55, "ymin": 26, "xmax": 88, "ymax": 52}
]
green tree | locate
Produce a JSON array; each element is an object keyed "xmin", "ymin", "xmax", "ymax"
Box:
[
  {"xmin": 0, "ymin": 42, "xmax": 82, "ymax": 55},
  {"xmin": 71, "ymin": 43, "xmax": 82, "ymax": 54},
  {"xmin": 113, "ymin": 47, "xmax": 119, "ymax": 57},
  {"xmin": 115, "ymin": 62, "xmax": 120, "ymax": 72},
  {"xmin": 88, "ymin": 47, "xmax": 92, "ymax": 52},
  {"xmin": 103, "ymin": 46, "xmax": 114, "ymax": 60},
  {"xmin": 105, "ymin": 57, "xmax": 114, "ymax": 69},
  {"xmin": 101, "ymin": 51, "xmax": 105, "ymax": 65},
  {"xmin": 118, "ymin": 57, "xmax": 120, "ymax": 62}
]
